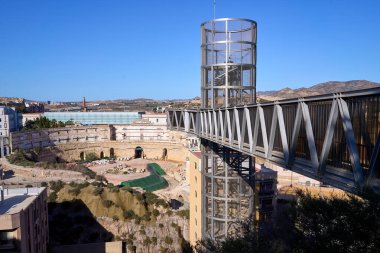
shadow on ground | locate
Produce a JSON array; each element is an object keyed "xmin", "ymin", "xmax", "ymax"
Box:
[{"xmin": 48, "ymin": 199, "xmax": 114, "ymax": 246}]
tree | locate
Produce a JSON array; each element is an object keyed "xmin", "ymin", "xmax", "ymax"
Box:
[
  {"xmin": 195, "ymin": 190, "xmax": 380, "ymax": 253},
  {"xmin": 293, "ymin": 191, "xmax": 380, "ymax": 252},
  {"xmin": 152, "ymin": 209, "xmax": 160, "ymax": 217},
  {"xmin": 85, "ymin": 152, "xmax": 99, "ymax": 162}
]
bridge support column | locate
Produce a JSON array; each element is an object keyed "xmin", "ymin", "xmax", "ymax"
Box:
[{"xmin": 201, "ymin": 139, "xmax": 254, "ymax": 240}]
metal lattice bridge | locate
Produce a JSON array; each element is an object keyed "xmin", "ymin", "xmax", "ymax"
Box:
[{"xmin": 168, "ymin": 88, "xmax": 380, "ymax": 194}]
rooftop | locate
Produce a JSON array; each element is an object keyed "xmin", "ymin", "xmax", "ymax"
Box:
[
  {"xmin": 0, "ymin": 187, "xmax": 45, "ymax": 215},
  {"xmin": 191, "ymin": 151, "xmax": 202, "ymax": 159}
]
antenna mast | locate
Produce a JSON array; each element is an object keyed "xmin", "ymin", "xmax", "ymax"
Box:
[{"xmin": 213, "ymin": 0, "xmax": 216, "ymax": 20}]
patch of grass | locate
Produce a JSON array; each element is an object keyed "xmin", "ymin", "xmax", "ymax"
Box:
[{"xmin": 177, "ymin": 209, "xmax": 190, "ymax": 219}]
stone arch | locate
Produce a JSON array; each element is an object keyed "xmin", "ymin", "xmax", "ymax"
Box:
[
  {"xmin": 135, "ymin": 146, "xmax": 143, "ymax": 159},
  {"xmin": 110, "ymin": 148, "xmax": 115, "ymax": 158},
  {"xmin": 80, "ymin": 152, "xmax": 85, "ymax": 161},
  {"xmin": 100, "ymin": 151, "xmax": 104, "ymax": 159}
]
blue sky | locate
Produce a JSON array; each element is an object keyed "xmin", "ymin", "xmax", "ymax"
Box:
[{"xmin": 1, "ymin": 0, "xmax": 379, "ymax": 101}]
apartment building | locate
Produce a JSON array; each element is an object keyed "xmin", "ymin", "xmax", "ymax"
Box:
[
  {"xmin": 188, "ymin": 151, "xmax": 202, "ymax": 246},
  {"xmin": 0, "ymin": 187, "xmax": 48, "ymax": 253},
  {"xmin": 0, "ymin": 107, "xmax": 21, "ymax": 137}
]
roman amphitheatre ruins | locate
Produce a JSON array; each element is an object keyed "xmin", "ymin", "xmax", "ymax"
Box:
[{"xmin": 1, "ymin": 124, "xmax": 195, "ymax": 205}]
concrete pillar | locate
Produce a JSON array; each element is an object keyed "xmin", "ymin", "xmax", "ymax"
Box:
[{"xmin": 0, "ymin": 137, "xmax": 4, "ymax": 158}]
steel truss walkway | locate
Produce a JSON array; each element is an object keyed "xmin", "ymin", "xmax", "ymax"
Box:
[{"xmin": 168, "ymin": 88, "xmax": 380, "ymax": 194}]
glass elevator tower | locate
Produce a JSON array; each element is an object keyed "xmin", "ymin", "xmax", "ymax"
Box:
[{"xmin": 200, "ymin": 18, "xmax": 257, "ymax": 240}]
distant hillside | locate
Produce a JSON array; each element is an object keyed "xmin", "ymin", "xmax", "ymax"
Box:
[{"xmin": 257, "ymin": 80, "xmax": 380, "ymax": 101}]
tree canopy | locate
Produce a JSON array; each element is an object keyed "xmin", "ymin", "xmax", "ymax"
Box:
[{"xmin": 24, "ymin": 116, "xmax": 65, "ymax": 130}]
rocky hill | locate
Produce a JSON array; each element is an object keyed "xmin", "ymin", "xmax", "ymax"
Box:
[{"xmin": 257, "ymin": 80, "xmax": 380, "ymax": 101}]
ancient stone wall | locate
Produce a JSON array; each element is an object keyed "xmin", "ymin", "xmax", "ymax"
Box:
[
  {"xmin": 55, "ymin": 140, "xmax": 187, "ymax": 162},
  {"xmin": 11, "ymin": 125, "xmax": 111, "ymax": 150}
]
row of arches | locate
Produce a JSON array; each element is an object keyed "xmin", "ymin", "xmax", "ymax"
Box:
[
  {"xmin": 78, "ymin": 147, "xmax": 168, "ymax": 161},
  {"xmin": 79, "ymin": 148, "xmax": 115, "ymax": 161}
]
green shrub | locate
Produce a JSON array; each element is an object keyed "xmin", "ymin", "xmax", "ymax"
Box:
[
  {"xmin": 121, "ymin": 186, "xmax": 134, "ymax": 193},
  {"xmin": 142, "ymin": 213, "xmax": 151, "ymax": 222},
  {"xmin": 102, "ymin": 199, "xmax": 114, "ymax": 208},
  {"xmin": 50, "ymin": 180, "xmax": 65, "ymax": 192},
  {"xmin": 93, "ymin": 187, "xmax": 104, "ymax": 196},
  {"xmin": 69, "ymin": 187, "xmax": 81, "ymax": 196},
  {"xmin": 143, "ymin": 236, "xmax": 151, "ymax": 246},
  {"xmin": 7, "ymin": 149, "xmax": 35, "ymax": 167},
  {"xmin": 164, "ymin": 236, "xmax": 173, "ymax": 245},
  {"xmin": 85, "ymin": 152, "xmax": 99, "ymax": 162},
  {"xmin": 177, "ymin": 209, "xmax": 190, "ymax": 219},
  {"xmin": 152, "ymin": 209, "xmax": 160, "ymax": 217},
  {"xmin": 124, "ymin": 209, "xmax": 136, "ymax": 219},
  {"xmin": 48, "ymin": 192, "xmax": 58, "ymax": 202}
]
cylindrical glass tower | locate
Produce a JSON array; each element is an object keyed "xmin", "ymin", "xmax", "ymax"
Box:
[
  {"xmin": 201, "ymin": 18, "xmax": 257, "ymax": 108},
  {"xmin": 200, "ymin": 18, "xmax": 257, "ymax": 240},
  {"xmin": 202, "ymin": 140, "xmax": 254, "ymax": 240}
]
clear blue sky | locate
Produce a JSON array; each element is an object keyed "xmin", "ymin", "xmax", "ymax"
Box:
[{"xmin": 1, "ymin": 0, "xmax": 379, "ymax": 101}]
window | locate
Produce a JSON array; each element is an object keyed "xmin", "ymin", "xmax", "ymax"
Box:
[
  {"xmin": 156, "ymin": 119, "xmax": 159, "ymax": 123},
  {"xmin": 195, "ymin": 176, "xmax": 197, "ymax": 183},
  {"xmin": 195, "ymin": 218, "xmax": 197, "ymax": 226},
  {"xmin": 195, "ymin": 205, "xmax": 197, "ymax": 212},
  {"xmin": 195, "ymin": 190, "xmax": 197, "ymax": 198},
  {"xmin": 195, "ymin": 162, "xmax": 197, "ymax": 170}
]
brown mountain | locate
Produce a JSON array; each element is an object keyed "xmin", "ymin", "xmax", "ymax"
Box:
[{"xmin": 257, "ymin": 80, "xmax": 380, "ymax": 101}]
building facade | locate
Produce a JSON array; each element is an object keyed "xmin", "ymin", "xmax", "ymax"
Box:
[
  {"xmin": 188, "ymin": 151, "xmax": 202, "ymax": 246},
  {"xmin": 113, "ymin": 114, "xmax": 168, "ymax": 141},
  {"xmin": 0, "ymin": 107, "xmax": 21, "ymax": 137},
  {"xmin": 0, "ymin": 187, "xmax": 48, "ymax": 253},
  {"xmin": 21, "ymin": 113, "xmax": 42, "ymax": 127},
  {"xmin": 44, "ymin": 111, "xmax": 143, "ymax": 125},
  {"xmin": 0, "ymin": 107, "xmax": 21, "ymax": 157}
]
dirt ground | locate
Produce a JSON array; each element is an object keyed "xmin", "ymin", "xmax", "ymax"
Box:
[
  {"xmin": 88, "ymin": 158, "xmax": 182, "ymax": 185},
  {"xmin": 0, "ymin": 158, "xmax": 85, "ymax": 186},
  {"xmin": 88, "ymin": 158, "xmax": 190, "ymax": 204},
  {"xmin": 278, "ymin": 185, "xmax": 348, "ymax": 200}
]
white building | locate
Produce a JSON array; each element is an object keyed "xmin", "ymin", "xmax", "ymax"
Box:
[
  {"xmin": 21, "ymin": 113, "xmax": 42, "ymax": 126},
  {"xmin": 0, "ymin": 106, "xmax": 21, "ymax": 136},
  {"xmin": 141, "ymin": 113, "xmax": 167, "ymax": 125},
  {"xmin": 0, "ymin": 107, "xmax": 21, "ymax": 157},
  {"xmin": 112, "ymin": 113, "xmax": 168, "ymax": 141}
]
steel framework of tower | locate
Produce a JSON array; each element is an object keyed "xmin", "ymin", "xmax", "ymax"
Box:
[
  {"xmin": 201, "ymin": 18, "xmax": 258, "ymax": 240},
  {"xmin": 201, "ymin": 18, "xmax": 257, "ymax": 108},
  {"xmin": 168, "ymin": 16, "xmax": 380, "ymax": 241}
]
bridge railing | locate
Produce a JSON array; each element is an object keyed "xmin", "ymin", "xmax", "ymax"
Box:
[{"xmin": 168, "ymin": 88, "xmax": 380, "ymax": 194}]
